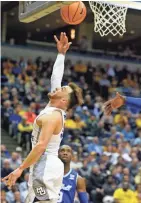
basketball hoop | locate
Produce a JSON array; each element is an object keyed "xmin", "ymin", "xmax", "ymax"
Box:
[{"xmin": 89, "ymin": 1, "xmax": 128, "ymax": 36}]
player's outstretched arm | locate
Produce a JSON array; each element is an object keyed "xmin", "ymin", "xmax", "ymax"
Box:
[
  {"xmin": 51, "ymin": 32, "xmax": 72, "ymax": 92},
  {"xmin": 103, "ymin": 92, "xmax": 125, "ymax": 115},
  {"xmin": 125, "ymin": 96, "xmax": 141, "ymax": 108},
  {"xmin": 77, "ymin": 176, "xmax": 88, "ymax": 203},
  {"xmin": 104, "ymin": 92, "xmax": 141, "ymax": 115},
  {"xmin": 2, "ymin": 111, "xmax": 62, "ymax": 188}
]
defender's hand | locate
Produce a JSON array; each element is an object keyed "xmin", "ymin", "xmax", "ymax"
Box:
[
  {"xmin": 104, "ymin": 92, "xmax": 125, "ymax": 115},
  {"xmin": 2, "ymin": 167, "xmax": 23, "ymax": 188},
  {"xmin": 54, "ymin": 32, "xmax": 72, "ymax": 55}
]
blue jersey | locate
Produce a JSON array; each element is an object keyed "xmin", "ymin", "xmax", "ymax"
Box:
[{"xmin": 58, "ymin": 169, "xmax": 78, "ymax": 203}]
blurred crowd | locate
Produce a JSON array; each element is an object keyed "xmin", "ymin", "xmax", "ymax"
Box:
[{"xmin": 1, "ymin": 54, "xmax": 141, "ymax": 203}]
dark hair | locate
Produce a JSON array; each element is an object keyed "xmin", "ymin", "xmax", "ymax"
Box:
[{"xmin": 68, "ymin": 82, "xmax": 83, "ymax": 109}]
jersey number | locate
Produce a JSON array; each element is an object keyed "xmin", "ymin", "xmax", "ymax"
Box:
[{"xmin": 58, "ymin": 191, "xmax": 63, "ymax": 203}]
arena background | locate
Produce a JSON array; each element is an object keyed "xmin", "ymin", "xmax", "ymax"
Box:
[{"xmin": 1, "ymin": 1, "xmax": 141, "ymax": 203}]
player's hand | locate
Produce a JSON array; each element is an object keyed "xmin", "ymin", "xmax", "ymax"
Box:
[
  {"xmin": 54, "ymin": 32, "xmax": 72, "ymax": 55},
  {"xmin": 2, "ymin": 167, "xmax": 23, "ymax": 188},
  {"xmin": 103, "ymin": 92, "xmax": 125, "ymax": 115}
]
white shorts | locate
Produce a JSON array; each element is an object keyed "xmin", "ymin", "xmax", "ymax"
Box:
[{"xmin": 25, "ymin": 154, "xmax": 64, "ymax": 203}]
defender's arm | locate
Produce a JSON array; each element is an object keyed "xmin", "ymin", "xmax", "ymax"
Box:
[{"xmin": 77, "ymin": 176, "xmax": 88, "ymax": 203}]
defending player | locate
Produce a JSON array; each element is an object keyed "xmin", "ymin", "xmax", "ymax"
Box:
[
  {"xmin": 2, "ymin": 33, "xmax": 83, "ymax": 203},
  {"xmin": 104, "ymin": 92, "xmax": 141, "ymax": 115},
  {"xmin": 58, "ymin": 145, "xmax": 88, "ymax": 203}
]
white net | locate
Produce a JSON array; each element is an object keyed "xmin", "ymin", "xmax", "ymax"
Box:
[{"xmin": 89, "ymin": 1, "xmax": 128, "ymax": 37}]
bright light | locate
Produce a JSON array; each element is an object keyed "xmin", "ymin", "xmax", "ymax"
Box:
[
  {"xmin": 45, "ymin": 24, "xmax": 50, "ymax": 28},
  {"xmin": 36, "ymin": 28, "xmax": 40, "ymax": 32},
  {"xmin": 130, "ymin": 30, "xmax": 135, "ymax": 34},
  {"xmin": 70, "ymin": 29, "xmax": 75, "ymax": 39}
]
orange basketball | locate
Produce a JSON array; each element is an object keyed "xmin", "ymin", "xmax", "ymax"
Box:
[{"xmin": 60, "ymin": 1, "xmax": 87, "ymax": 25}]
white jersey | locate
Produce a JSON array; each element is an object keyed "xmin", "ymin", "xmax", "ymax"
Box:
[
  {"xmin": 31, "ymin": 106, "xmax": 66, "ymax": 156},
  {"xmin": 26, "ymin": 54, "xmax": 67, "ymax": 202}
]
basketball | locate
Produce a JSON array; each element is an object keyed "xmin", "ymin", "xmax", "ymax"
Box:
[{"xmin": 60, "ymin": 1, "xmax": 87, "ymax": 25}]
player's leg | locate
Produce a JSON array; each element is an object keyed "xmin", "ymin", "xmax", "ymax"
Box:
[
  {"xmin": 41, "ymin": 156, "xmax": 64, "ymax": 203},
  {"xmin": 32, "ymin": 155, "xmax": 64, "ymax": 202},
  {"xmin": 25, "ymin": 186, "xmax": 35, "ymax": 203}
]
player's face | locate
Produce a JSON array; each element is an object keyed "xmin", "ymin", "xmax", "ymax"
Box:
[
  {"xmin": 58, "ymin": 146, "xmax": 72, "ymax": 163},
  {"xmin": 48, "ymin": 86, "xmax": 72, "ymax": 101}
]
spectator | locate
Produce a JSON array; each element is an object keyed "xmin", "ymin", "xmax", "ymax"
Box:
[
  {"xmin": 86, "ymin": 115, "xmax": 99, "ymax": 136},
  {"xmin": 110, "ymin": 127, "xmax": 122, "ymax": 139},
  {"xmin": 107, "ymin": 64, "xmax": 115, "ymax": 78},
  {"xmin": 93, "ymin": 100, "xmax": 103, "ymax": 119},
  {"xmin": 1, "ymin": 190, "xmax": 7, "ymax": 203},
  {"xmin": 74, "ymin": 114, "xmax": 86, "ymax": 129},
  {"xmin": 78, "ymin": 159, "xmax": 90, "ymax": 179},
  {"xmin": 134, "ymin": 184, "xmax": 141, "ymax": 203},
  {"xmin": 122, "ymin": 124, "xmax": 135, "ymax": 142},
  {"xmin": 74, "ymin": 61, "xmax": 87, "ymax": 74},
  {"xmin": 113, "ymin": 181, "xmax": 135, "ymax": 203},
  {"xmin": 1, "ymin": 145, "xmax": 11, "ymax": 159},
  {"xmin": 12, "ymin": 191, "xmax": 23, "ymax": 203},
  {"xmin": 70, "ymin": 153, "xmax": 83, "ymax": 170},
  {"xmin": 6, "ymin": 184, "xmax": 19, "ymax": 203},
  {"xmin": 19, "ymin": 56, "xmax": 27, "ymax": 69},
  {"xmin": 19, "ymin": 173, "xmax": 29, "ymax": 202},
  {"xmin": 137, "ymin": 147, "xmax": 141, "ymax": 161},
  {"xmin": 103, "ymin": 175, "xmax": 117, "ymax": 196},
  {"xmin": 114, "ymin": 110, "xmax": 128, "ymax": 128},
  {"xmin": 112, "ymin": 164, "xmax": 123, "ymax": 184},
  {"xmin": 133, "ymin": 128, "xmax": 141, "ymax": 146},
  {"xmin": 1, "ymin": 159, "xmax": 13, "ymax": 178},
  {"xmin": 9, "ymin": 152, "xmax": 21, "ymax": 170},
  {"xmin": 121, "ymin": 175, "xmax": 135, "ymax": 190},
  {"xmin": 9, "ymin": 106, "xmax": 22, "ymax": 137},
  {"xmin": 29, "ymin": 102, "xmax": 38, "ymax": 114},
  {"xmin": 83, "ymin": 95, "xmax": 94, "ymax": 111},
  {"xmin": 77, "ymin": 106, "xmax": 90, "ymax": 121},
  {"xmin": 88, "ymin": 165, "xmax": 105, "ymax": 203},
  {"xmin": 65, "ymin": 111, "xmax": 77, "ymax": 129},
  {"xmin": 100, "ymin": 115, "xmax": 113, "ymax": 132},
  {"xmin": 87, "ymin": 137, "xmax": 103, "ymax": 155},
  {"xmin": 2, "ymin": 100, "xmax": 14, "ymax": 130},
  {"xmin": 116, "ymin": 156, "xmax": 126, "ymax": 167},
  {"xmin": 24, "ymin": 107, "xmax": 37, "ymax": 124},
  {"xmin": 129, "ymin": 158, "xmax": 140, "ymax": 177},
  {"xmin": 18, "ymin": 117, "xmax": 32, "ymax": 152},
  {"xmin": 99, "ymin": 74, "xmax": 110, "ymax": 100},
  {"xmin": 136, "ymin": 113, "xmax": 141, "ymax": 128},
  {"xmin": 87, "ymin": 152, "xmax": 97, "ymax": 170},
  {"xmin": 135, "ymin": 168, "xmax": 141, "ymax": 185}
]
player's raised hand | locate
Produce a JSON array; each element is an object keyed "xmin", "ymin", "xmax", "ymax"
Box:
[
  {"xmin": 103, "ymin": 92, "xmax": 125, "ymax": 115},
  {"xmin": 54, "ymin": 32, "xmax": 72, "ymax": 55},
  {"xmin": 2, "ymin": 167, "xmax": 23, "ymax": 188}
]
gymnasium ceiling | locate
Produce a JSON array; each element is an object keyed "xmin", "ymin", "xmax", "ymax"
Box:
[{"xmin": 1, "ymin": 1, "xmax": 141, "ymax": 46}]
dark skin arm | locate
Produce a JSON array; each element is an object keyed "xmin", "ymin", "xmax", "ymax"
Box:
[{"xmin": 77, "ymin": 176, "xmax": 87, "ymax": 192}]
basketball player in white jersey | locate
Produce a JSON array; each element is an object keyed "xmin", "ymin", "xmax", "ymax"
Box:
[{"xmin": 2, "ymin": 32, "xmax": 83, "ymax": 203}]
